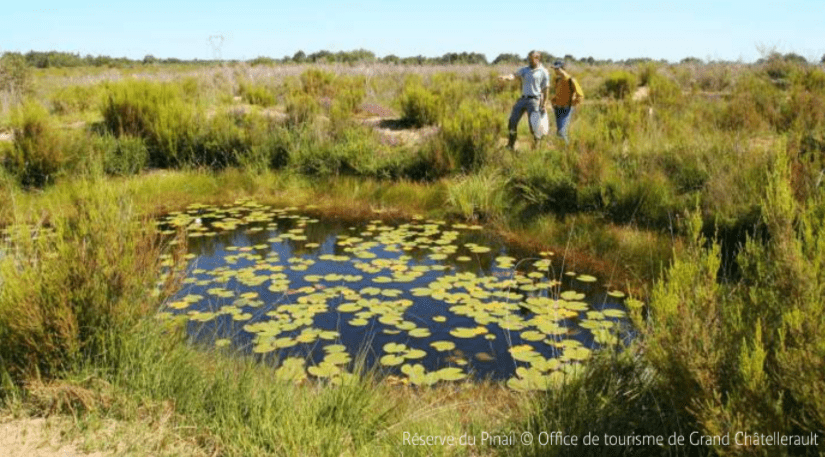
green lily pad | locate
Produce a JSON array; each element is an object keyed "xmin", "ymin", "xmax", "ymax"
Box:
[
  {"xmin": 430, "ymin": 341, "xmax": 456, "ymax": 352},
  {"xmin": 436, "ymin": 367, "xmax": 467, "ymax": 382},
  {"xmin": 379, "ymin": 354, "xmax": 405, "ymax": 367}
]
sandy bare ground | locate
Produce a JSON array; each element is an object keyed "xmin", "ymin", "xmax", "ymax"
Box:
[{"xmin": 0, "ymin": 417, "xmax": 111, "ymax": 457}]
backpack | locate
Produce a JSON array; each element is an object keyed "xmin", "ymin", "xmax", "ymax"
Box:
[{"xmin": 569, "ymin": 77, "xmax": 584, "ymax": 106}]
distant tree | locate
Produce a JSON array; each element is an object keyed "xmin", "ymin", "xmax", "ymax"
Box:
[
  {"xmin": 564, "ymin": 54, "xmax": 575, "ymax": 62},
  {"xmin": 821, "ymin": 54, "xmax": 825, "ymax": 64},
  {"xmin": 401, "ymin": 55, "xmax": 425, "ymax": 65},
  {"xmin": 681, "ymin": 57, "xmax": 702, "ymax": 64},
  {"xmin": 308, "ymin": 50, "xmax": 334, "ymax": 63},
  {"xmin": 0, "ymin": 52, "xmax": 30, "ymax": 94},
  {"xmin": 492, "ymin": 53, "xmax": 522, "ymax": 65},
  {"xmin": 292, "ymin": 50, "xmax": 306, "ymax": 63},
  {"xmin": 142, "ymin": 54, "xmax": 157, "ymax": 64},
  {"xmin": 249, "ymin": 56, "xmax": 276, "ymax": 66},
  {"xmin": 783, "ymin": 52, "xmax": 807, "ymax": 64},
  {"xmin": 382, "ymin": 54, "xmax": 400, "ymax": 64}
]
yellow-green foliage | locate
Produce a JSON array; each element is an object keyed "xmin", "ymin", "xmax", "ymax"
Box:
[
  {"xmin": 437, "ymin": 100, "xmax": 501, "ymax": 171},
  {"xmin": 237, "ymin": 80, "xmax": 276, "ymax": 106},
  {"xmin": 602, "ymin": 70, "xmax": 638, "ymax": 99},
  {"xmin": 285, "ymin": 92, "xmax": 320, "ymax": 127},
  {"xmin": 445, "ymin": 168, "xmax": 510, "ymax": 222},
  {"xmin": 49, "ymin": 84, "xmax": 102, "ymax": 115},
  {"xmin": 7, "ymin": 101, "xmax": 67, "ymax": 187},
  {"xmin": 638, "ymin": 149, "xmax": 825, "ymax": 455},
  {"xmin": 100, "ymin": 79, "xmax": 201, "ymax": 167},
  {"xmin": 299, "ymin": 68, "xmax": 336, "ymax": 97},
  {"xmin": 0, "ymin": 182, "xmax": 171, "ymax": 384},
  {"xmin": 399, "ymin": 83, "xmax": 442, "ymax": 127}
]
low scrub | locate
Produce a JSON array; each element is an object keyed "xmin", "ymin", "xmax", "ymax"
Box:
[
  {"xmin": 399, "ymin": 83, "xmax": 442, "ymax": 127},
  {"xmin": 100, "ymin": 79, "xmax": 201, "ymax": 168},
  {"xmin": 0, "ymin": 182, "xmax": 175, "ymax": 385},
  {"xmin": 5, "ymin": 101, "xmax": 68, "ymax": 187},
  {"xmin": 602, "ymin": 70, "xmax": 638, "ymax": 100}
]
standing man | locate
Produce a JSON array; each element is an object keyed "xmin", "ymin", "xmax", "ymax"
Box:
[
  {"xmin": 498, "ymin": 51, "xmax": 550, "ymax": 150},
  {"xmin": 551, "ymin": 60, "xmax": 584, "ymax": 144}
]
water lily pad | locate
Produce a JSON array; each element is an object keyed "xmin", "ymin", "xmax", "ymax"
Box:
[
  {"xmin": 380, "ymin": 354, "xmax": 405, "ymax": 366},
  {"xmin": 436, "ymin": 367, "xmax": 467, "ymax": 382},
  {"xmin": 383, "ymin": 342, "xmax": 407, "ymax": 353},
  {"xmin": 430, "ymin": 341, "xmax": 456, "ymax": 352}
]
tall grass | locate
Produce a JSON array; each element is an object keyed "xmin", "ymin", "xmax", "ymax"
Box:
[{"xmin": 0, "ymin": 181, "xmax": 175, "ymax": 385}]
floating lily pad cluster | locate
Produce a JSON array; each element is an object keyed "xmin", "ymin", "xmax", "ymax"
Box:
[{"xmin": 157, "ymin": 200, "xmax": 638, "ymax": 390}]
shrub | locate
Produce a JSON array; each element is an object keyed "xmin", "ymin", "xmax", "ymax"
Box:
[
  {"xmin": 437, "ymin": 100, "xmax": 501, "ymax": 172},
  {"xmin": 0, "ymin": 53, "xmax": 30, "ymax": 96},
  {"xmin": 237, "ymin": 80, "xmax": 276, "ymax": 107},
  {"xmin": 0, "ymin": 183, "xmax": 172, "ymax": 383},
  {"xmin": 92, "ymin": 134, "xmax": 149, "ymax": 176},
  {"xmin": 510, "ymin": 152, "xmax": 578, "ymax": 218},
  {"xmin": 49, "ymin": 84, "xmax": 101, "ymax": 115},
  {"xmin": 605, "ymin": 170, "xmax": 679, "ymax": 228},
  {"xmin": 6, "ymin": 101, "xmax": 67, "ymax": 187},
  {"xmin": 285, "ymin": 93, "xmax": 320, "ymax": 128},
  {"xmin": 240, "ymin": 126, "xmax": 291, "ymax": 172},
  {"xmin": 299, "ymin": 68, "xmax": 336, "ymax": 97},
  {"xmin": 445, "ymin": 168, "xmax": 511, "ymax": 222},
  {"xmin": 100, "ymin": 79, "xmax": 201, "ymax": 168},
  {"xmin": 635, "ymin": 150, "xmax": 825, "ymax": 453},
  {"xmin": 647, "ymin": 72, "xmax": 683, "ymax": 106},
  {"xmin": 399, "ymin": 83, "xmax": 442, "ymax": 127},
  {"xmin": 602, "ymin": 70, "xmax": 638, "ymax": 100}
]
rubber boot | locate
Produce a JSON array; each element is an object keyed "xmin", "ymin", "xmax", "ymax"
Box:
[{"xmin": 507, "ymin": 133, "xmax": 517, "ymax": 150}]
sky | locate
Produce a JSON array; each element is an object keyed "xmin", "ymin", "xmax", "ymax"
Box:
[{"xmin": 3, "ymin": 0, "xmax": 823, "ymax": 64}]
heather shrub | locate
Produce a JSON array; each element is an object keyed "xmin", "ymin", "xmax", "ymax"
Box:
[{"xmin": 602, "ymin": 70, "xmax": 638, "ymax": 100}]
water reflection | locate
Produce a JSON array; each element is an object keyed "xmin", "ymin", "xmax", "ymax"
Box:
[{"xmin": 161, "ymin": 202, "xmax": 634, "ymax": 387}]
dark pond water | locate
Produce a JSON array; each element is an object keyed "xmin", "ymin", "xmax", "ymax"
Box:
[{"xmin": 159, "ymin": 200, "xmax": 639, "ymax": 389}]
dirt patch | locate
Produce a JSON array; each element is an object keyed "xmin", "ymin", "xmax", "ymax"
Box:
[{"xmin": 0, "ymin": 417, "xmax": 111, "ymax": 457}]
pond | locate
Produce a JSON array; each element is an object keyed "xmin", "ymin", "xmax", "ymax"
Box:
[{"xmin": 158, "ymin": 200, "xmax": 642, "ymax": 390}]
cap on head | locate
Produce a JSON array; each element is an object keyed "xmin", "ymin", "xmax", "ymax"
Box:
[{"xmin": 553, "ymin": 60, "xmax": 564, "ymax": 69}]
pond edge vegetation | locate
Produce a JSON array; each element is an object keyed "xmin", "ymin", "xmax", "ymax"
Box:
[{"xmin": 1, "ymin": 53, "xmax": 824, "ymax": 455}]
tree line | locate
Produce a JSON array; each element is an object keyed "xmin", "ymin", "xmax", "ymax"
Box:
[{"xmin": 2, "ymin": 49, "xmax": 824, "ymax": 70}]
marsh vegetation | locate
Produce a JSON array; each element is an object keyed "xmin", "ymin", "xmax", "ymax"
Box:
[{"xmin": 1, "ymin": 51, "xmax": 823, "ymax": 455}]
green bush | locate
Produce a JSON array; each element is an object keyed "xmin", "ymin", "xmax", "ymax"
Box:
[
  {"xmin": 237, "ymin": 80, "xmax": 276, "ymax": 107},
  {"xmin": 240, "ymin": 126, "xmax": 291, "ymax": 172},
  {"xmin": 100, "ymin": 79, "xmax": 201, "ymax": 168},
  {"xmin": 445, "ymin": 168, "xmax": 511, "ymax": 222},
  {"xmin": 49, "ymin": 84, "xmax": 101, "ymax": 115},
  {"xmin": 637, "ymin": 151, "xmax": 825, "ymax": 454},
  {"xmin": 602, "ymin": 70, "xmax": 638, "ymax": 100},
  {"xmin": 510, "ymin": 152, "xmax": 578, "ymax": 218},
  {"xmin": 6, "ymin": 101, "xmax": 67, "ymax": 187},
  {"xmin": 92, "ymin": 133, "xmax": 149, "ymax": 176},
  {"xmin": 0, "ymin": 53, "xmax": 30, "ymax": 96},
  {"xmin": 285, "ymin": 93, "xmax": 320, "ymax": 128},
  {"xmin": 647, "ymin": 72, "xmax": 684, "ymax": 106},
  {"xmin": 718, "ymin": 74, "xmax": 782, "ymax": 131},
  {"xmin": 0, "ymin": 183, "xmax": 171, "ymax": 384},
  {"xmin": 605, "ymin": 170, "xmax": 679, "ymax": 228},
  {"xmin": 437, "ymin": 100, "xmax": 501, "ymax": 172},
  {"xmin": 300, "ymin": 68, "xmax": 336, "ymax": 97},
  {"xmin": 399, "ymin": 83, "xmax": 442, "ymax": 127}
]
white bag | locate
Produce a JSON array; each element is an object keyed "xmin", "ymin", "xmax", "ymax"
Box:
[{"xmin": 529, "ymin": 110, "xmax": 550, "ymax": 138}]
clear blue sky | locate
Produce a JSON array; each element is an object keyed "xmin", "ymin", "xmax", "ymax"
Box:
[{"xmin": 3, "ymin": 0, "xmax": 823, "ymax": 63}]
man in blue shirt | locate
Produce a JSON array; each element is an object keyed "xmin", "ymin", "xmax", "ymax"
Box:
[{"xmin": 498, "ymin": 51, "xmax": 550, "ymax": 150}]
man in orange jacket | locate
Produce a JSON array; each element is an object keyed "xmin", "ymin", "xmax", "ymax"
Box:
[{"xmin": 551, "ymin": 60, "xmax": 584, "ymax": 144}]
